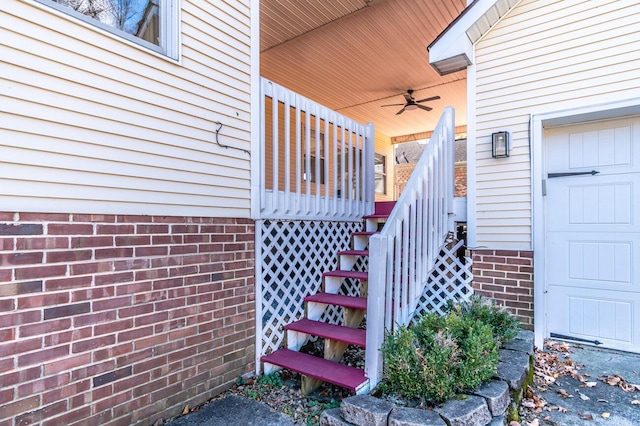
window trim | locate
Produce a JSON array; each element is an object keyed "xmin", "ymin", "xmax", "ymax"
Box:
[
  {"xmin": 34, "ymin": 0, "xmax": 180, "ymax": 60},
  {"xmin": 374, "ymin": 152, "xmax": 387, "ymax": 195}
]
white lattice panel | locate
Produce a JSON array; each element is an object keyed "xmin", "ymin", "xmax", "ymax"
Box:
[
  {"xmin": 259, "ymin": 220, "xmax": 363, "ymax": 357},
  {"xmin": 394, "ymin": 163, "xmax": 416, "ymax": 197},
  {"xmin": 413, "ymin": 239, "xmax": 473, "ymax": 319}
]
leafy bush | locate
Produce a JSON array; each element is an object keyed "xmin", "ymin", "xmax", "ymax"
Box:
[
  {"xmin": 381, "ymin": 296, "xmax": 518, "ymax": 404},
  {"xmin": 446, "ymin": 295, "xmax": 521, "ymax": 346}
]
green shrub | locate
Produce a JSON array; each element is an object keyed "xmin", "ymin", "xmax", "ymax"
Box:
[
  {"xmin": 446, "ymin": 295, "xmax": 520, "ymax": 346},
  {"xmin": 453, "ymin": 318, "xmax": 499, "ymax": 390},
  {"xmin": 381, "ymin": 296, "xmax": 515, "ymax": 404},
  {"xmin": 380, "ymin": 327, "xmax": 424, "ymax": 399}
]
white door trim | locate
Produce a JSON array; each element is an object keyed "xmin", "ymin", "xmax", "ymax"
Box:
[{"xmin": 531, "ymin": 97, "xmax": 640, "ymax": 350}]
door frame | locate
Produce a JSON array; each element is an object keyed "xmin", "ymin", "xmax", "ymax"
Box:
[{"xmin": 530, "ymin": 98, "xmax": 640, "ymax": 350}]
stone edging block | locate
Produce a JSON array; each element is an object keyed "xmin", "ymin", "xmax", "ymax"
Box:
[
  {"xmin": 389, "ymin": 407, "xmax": 446, "ymax": 426},
  {"xmin": 496, "ymin": 349, "xmax": 530, "ymax": 391},
  {"xmin": 340, "ymin": 395, "xmax": 394, "ymax": 426},
  {"xmin": 435, "ymin": 395, "xmax": 492, "ymax": 426},
  {"xmin": 471, "ymin": 380, "xmax": 509, "ymax": 416}
]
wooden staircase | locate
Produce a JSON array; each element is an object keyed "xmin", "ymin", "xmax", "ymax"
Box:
[{"xmin": 261, "ymin": 201, "xmax": 396, "ymax": 395}]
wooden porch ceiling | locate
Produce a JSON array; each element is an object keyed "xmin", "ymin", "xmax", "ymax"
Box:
[{"xmin": 260, "ymin": 0, "xmax": 468, "ymax": 138}]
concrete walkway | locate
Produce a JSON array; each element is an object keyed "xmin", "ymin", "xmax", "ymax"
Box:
[
  {"xmin": 529, "ymin": 343, "xmax": 640, "ymax": 426},
  {"xmin": 166, "ymin": 395, "xmax": 295, "ymax": 426}
]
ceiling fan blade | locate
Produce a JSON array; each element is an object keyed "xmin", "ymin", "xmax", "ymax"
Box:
[
  {"xmin": 417, "ymin": 104, "xmax": 433, "ymax": 112},
  {"xmin": 416, "ymin": 95, "xmax": 441, "ymax": 103},
  {"xmin": 382, "ymin": 103, "xmax": 405, "ymax": 107},
  {"xmin": 396, "ymin": 107, "xmax": 406, "ymax": 115}
]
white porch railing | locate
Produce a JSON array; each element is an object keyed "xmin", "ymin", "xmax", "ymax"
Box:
[
  {"xmin": 258, "ymin": 78, "xmax": 375, "ymax": 221},
  {"xmin": 365, "ymin": 107, "xmax": 456, "ymax": 388}
]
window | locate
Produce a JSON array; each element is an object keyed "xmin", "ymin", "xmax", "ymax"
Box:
[
  {"xmin": 374, "ymin": 153, "xmax": 387, "ymax": 195},
  {"xmin": 305, "ymin": 155, "xmax": 325, "ymax": 184},
  {"xmin": 38, "ymin": 0, "xmax": 179, "ymax": 59},
  {"xmin": 304, "ymin": 131, "xmax": 325, "ymax": 184}
]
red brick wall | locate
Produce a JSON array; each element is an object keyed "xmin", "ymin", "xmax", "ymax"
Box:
[
  {"xmin": 0, "ymin": 213, "xmax": 255, "ymax": 426},
  {"xmin": 454, "ymin": 164, "xmax": 467, "ymax": 197},
  {"xmin": 470, "ymin": 249, "xmax": 534, "ymax": 330}
]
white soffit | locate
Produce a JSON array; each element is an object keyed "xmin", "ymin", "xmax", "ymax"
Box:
[
  {"xmin": 466, "ymin": 0, "xmax": 521, "ymax": 42},
  {"xmin": 429, "ymin": 0, "xmax": 520, "ymax": 75}
]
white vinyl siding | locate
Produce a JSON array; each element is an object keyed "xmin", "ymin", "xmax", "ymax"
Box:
[
  {"xmin": 473, "ymin": 0, "xmax": 640, "ymax": 249},
  {"xmin": 0, "ymin": 0, "xmax": 252, "ymax": 218}
]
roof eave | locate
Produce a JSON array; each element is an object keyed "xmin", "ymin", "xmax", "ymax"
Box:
[{"xmin": 428, "ymin": 0, "xmax": 521, "ymax": 75}]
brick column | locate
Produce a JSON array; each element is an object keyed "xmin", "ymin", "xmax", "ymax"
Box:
[{"xmin": 469, "ymin": 249, "xmax": 534, "ymax": 330}]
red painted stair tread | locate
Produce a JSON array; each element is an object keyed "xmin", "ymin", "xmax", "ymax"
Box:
[
  {"xmin": 363, "ymin": 212, "xmax": 392, "ymax": 219},
  {"xmin": 285, "ymin": 318, "xmax": 366, "ymax": 347},
  {"xmin": 262, "ymin": 349, "xmax": 368, "ymax": 393},
  {"xmin": 351, "ymin": 231, "xmax": 378, "ymax": 236},
  {"xmin": 322, "ymin": 270, "xmax": 368, "ymax": 280},
  {"xmin": 305, "ymin": 293, "xmax": 367, "ymax": 310},
  {"xmin": 338, "ymin": 250, "xmax": 369, "ymax": 256}
]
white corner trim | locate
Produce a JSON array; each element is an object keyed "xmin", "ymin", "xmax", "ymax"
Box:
[
  {"xmin": 465, "ymin": 63, "xmax": 478, "ymax": 247},
  {"xmin": 254, "ymin": 221, "xmax": 263, "ymax": 374},
  {"xmin": 530, "ymin": 113, "xmax": 546, "ymax": 350},
  {"xmin": 250, "ymin": 1, "xmax": 261, "ymax": 220}
]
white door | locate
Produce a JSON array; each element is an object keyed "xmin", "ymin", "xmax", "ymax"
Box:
[{"xmin": 545, "ymin": 117, "xmax": 640, "ymax": 353}]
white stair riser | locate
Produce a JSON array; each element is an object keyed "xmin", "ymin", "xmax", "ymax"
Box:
[
  {"xmin": 306, "ymin": 301, "xmax": 328, "ymax": 322},
  {"xmin": 286, "ymin": 329, "xmax": 308, "ymax": 352},
  {"xmin": 365, "ymin": 217, "xmax": 384, "ymax": 232},
  {"xmin": 339, "ymin": 254, "xmax": 357, "ymax": 271}
]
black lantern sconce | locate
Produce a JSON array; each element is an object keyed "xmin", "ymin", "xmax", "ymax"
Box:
[{"xmin": 491, "ymin": 131, "xmax": 510, "ymax": 158}]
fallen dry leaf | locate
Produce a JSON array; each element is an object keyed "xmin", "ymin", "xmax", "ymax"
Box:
[
  {"xmin": 558, "ymin": 406, "xmax": 569, "ymax": 413},
  {"xmin": 598, "ymin": 399, "xmax": 609, "ymax": 403},
  {"xmin": 601, "ymin": 412, "xmax": 610, "ymax": 419},
  {"xmin": 557, "ymin": 389, "xmax": 572, "ymax": 398},
  {"xmin": 578, "ymin": 411, "xmax": 594, "ymax": 420},
  {"xmin": 600, "ymin": 375, "xmax": 640, "ymax": 392},
  {"xmin": 509, "ymin": 421, "xmax": 521, "ymax": 426},
  {"xmin": 631, "ymin": 400, "xmax": 640, "ymax": 405},
  {"xmin": 181, "ymin": 404, "xmax": 190, "ymax": 415},
  {"xmin": 584, "ymin": 381, "xmax": 597, "ymax": 387},
  {"xmin": 602, "ymin": 375, "xmax": 622, "ymax": 386},
  {"xmin": 579, "ymin": 393, "xmax": 590, "ymax": 401},
  {"xmin": 528, "ymin": 420, "xmax": 539, "ymax": 426}
]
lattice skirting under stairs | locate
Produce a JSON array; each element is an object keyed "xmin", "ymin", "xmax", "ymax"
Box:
[
  {"xmin": 257, "ymin": 220, "xmax": 365, "ymax": 358},
  {"xmin": 256, "ymin": 221, "xmax": 473, "ymax": 361},
  {"xmin": 413, "ymin": 239, "xmax": 474, "ymax": 320}
]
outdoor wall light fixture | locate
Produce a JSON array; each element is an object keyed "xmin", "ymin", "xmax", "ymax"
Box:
[{"xmin": 491, "ymin": 131, "xmax": 510, "ymax": 158}]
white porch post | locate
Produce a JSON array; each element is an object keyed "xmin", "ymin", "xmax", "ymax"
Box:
[
  {"xmin": 365, "ymin": 233, "xmax": 387, "ymax": 388},
  {"xmin": 365, "ymin": 122, "xmax": 375, "ymax": 215}
]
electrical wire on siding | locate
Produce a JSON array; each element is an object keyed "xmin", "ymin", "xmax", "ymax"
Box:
[{"xmin": 214, "ymin": 121, "xmax": 250, "ymax": 155}]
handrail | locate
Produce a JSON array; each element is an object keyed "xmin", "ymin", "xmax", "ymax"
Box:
[
  {"xmin": 258, "ymin": 78, "xmax": 375, "ymax": 221},
  {"xmin": 365, "ymin": 107, "xmax": 455, "ymax": 388}
]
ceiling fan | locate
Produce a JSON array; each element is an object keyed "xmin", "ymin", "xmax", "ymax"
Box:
[{"xmin": 382, "ymin": 90, "xmax": 441, "ymax": 115}]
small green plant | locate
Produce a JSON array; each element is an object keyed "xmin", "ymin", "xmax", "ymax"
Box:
[
  {"xmin": 381, "ymin": 296, "xmax": 515, "ymax": 404},
  {"xmin": 242, "ymin": 388, "xmax": 259, "ymax": 400},
  {"xmin": 257, "ymin": 373, "xmax": 283, "ymax": 389}
]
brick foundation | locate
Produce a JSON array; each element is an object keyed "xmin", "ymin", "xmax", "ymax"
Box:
[
  {"xmin": 0, "ymin": 213, "xmax": 255, "ymax": 425},
  {"xmin": 469, "ymin": 249, "xmax": 534, "ymax": 330}
]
